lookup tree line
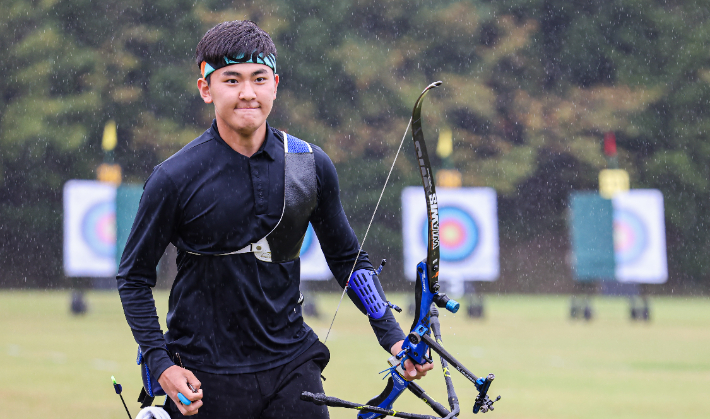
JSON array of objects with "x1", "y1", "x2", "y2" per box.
[{"x1": 1, "y1": 0, "x2": 708, "y2": 291}]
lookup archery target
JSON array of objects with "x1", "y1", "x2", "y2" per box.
[
  {"x1": 613, "y1": 209, "x2": 647, "y2": 265},
  {"x1": 421, "y1": 206, "x2": 480, "y2": 262},
  {"x1": 299, "y1": 223, "x2": 332, "y2": 280},
  {"x1": 403, "y1": 187, "x2": 499, "y2": 289},
  {"x1": 612, "y1": 190, "x2": 667, "y2": 283},
  {"x1": 82, "y1": 201, "x2": 116, "y2": 258},
  {"x1": 64, "y1": 180, "x2": 117, "y2": 277}
]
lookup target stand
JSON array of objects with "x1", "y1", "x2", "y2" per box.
[{"x1": 569, "y1": 190, "x2": 667, "y2": 322}]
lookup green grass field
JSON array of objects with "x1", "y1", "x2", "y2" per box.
[{"x1": 1, "y1": 291, "x2": 708, "y2": 419}]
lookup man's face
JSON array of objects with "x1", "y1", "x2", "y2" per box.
[{"x1": 198, "y1": 63, "x2": 279, "y2": 137}]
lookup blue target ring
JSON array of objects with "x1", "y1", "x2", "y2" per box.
[
  {"x1": 81, "y1": 201, "x2": 116, "y2": 258},
  {"x1": 421, "y1": 206, "x2": 479, "y2": 262},
  {"x1": 614, "y1": 209, "x2": 647, "y2": 264},
  {"x1": 300, "y1": 224, "x2": 315, "y2": 256}
]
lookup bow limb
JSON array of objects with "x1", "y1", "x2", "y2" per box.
[
  {"x1": 409, "y1": 80, "x2": 444, "y2": 333},
  {"x1": 412, "y1": 80, "x2": 442, "y2": 288}
]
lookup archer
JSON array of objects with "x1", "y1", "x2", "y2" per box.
[{"x1": 116, "y1": 20, "x2": 431, "y2": 418}]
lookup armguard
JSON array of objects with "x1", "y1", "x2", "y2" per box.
[{"x1": 347, "y1": 269, "x2": 388, "y2": 319}]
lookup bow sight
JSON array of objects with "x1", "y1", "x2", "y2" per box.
[{"x1": 301, "y1": 82, "x2": 501, "y2": 417}]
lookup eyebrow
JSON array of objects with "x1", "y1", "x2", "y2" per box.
[{"x1": 222, "y1": 69, "x2": 269, "y2": 78}]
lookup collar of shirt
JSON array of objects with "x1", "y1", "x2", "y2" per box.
[{"x1": 209, "y1": 119, "x2": 280, "y2": 161}]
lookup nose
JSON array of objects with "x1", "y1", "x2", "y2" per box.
[{"x1": 239, "y1": 82, "x2": 256, "y2": 100}]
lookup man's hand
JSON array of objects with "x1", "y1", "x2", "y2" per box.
[
  {"x1": 158, "y1": 365, "x2": 203, "y2": 416},
  {"x1": 390, "y1": 340, "x2": 434, "y2": 381}
]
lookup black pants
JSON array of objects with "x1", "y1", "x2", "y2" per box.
[{"x1": 164, "y1": 340, "x2": 330, "y2": 419}]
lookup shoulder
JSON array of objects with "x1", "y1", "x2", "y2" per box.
[
  {"x1": 267, "y1": 127, "x2": 339, "y2": 185},
  {"x1": 152, "y1": 129, "x2": 217, "y2": 183},
  {"x1": 310, "y1": 144, "x2": 339, "y2": 187},
  {"x1": 271, "y1": 128, "x2": 315, "y2": 155},
  {"x1": 273, "y1": 128, "x2": 337, "y2": 177},
  {"x1": 143, "y1": 164, "x2": 178, "y2": 196},
  {"x1": 311, "y1": 144, "x2": 336, "y2": 173},
  {"x1": 160, "y1": 129, "x2": 215, "y2": 168}
]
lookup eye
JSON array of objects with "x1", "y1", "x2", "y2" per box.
[
  {"x1": 255, "y1": 77, "x2": 267, "y2": 83},
  {"x1": 226, "y1": 78, "x2": 238, "y2": 84}
]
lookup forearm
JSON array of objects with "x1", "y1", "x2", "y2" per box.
[
  {"x1": 368, "y1": 308, "x2": 406, "y2": 353},
  {"x1": 345, "y1": 270, "x2": 406, "y2": 352},
  {"x1": 117, "y1": 276, "x2": 174, "y2": 378},
  {"x1": 115, "y1": 166, "x2": 179, "y2": 378}
]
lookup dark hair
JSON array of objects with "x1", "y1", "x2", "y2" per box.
[{"x1": 195, "y1": 20, "x2": 277, "y2": 71}]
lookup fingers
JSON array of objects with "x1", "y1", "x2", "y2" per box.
[
  {"x1": 175, "y1": 379, "x2": 203, "y2": 416},
  {"x1": 419, "y1": 362, "x2": 434, "y2": 374},
  {"x1": 178, "y1": 378, "x2": 203, "y2": 403},
  {"x1": 402, "y1": 358, "x2": 434, "y2": 381},
  {"x1": 158, "y1": 366, "x2": 204, "y2": 416},
  {"x1": 176, "y1": 393, "x2": 203, "y2": 416},
  {"x1": 403, "y1": 358, "x2": 416, "y2": 380},
  {"x1": 185, "y1": 370, "x2": 202, "y2": 391}
]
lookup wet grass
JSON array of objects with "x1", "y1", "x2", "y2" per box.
[{"x1": 0, "y1": 291, "x2": 708, "y2": 419}]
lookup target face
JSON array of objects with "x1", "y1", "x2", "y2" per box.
[
  {"x1": 613, "y1": 209, "x2": 647, "y2": 265},
  {"x1": 82, "y1": 201, "x2": 117, "y2": 258},
  {"x1": 64, "y1": 180, "x2": 118, "y2": 277},
  {"x1": 611, "y1": 190, "x2": 667, "y2": 283},
  {"x1": 421, "y1": 206, "x2": 480, "y2": 262},
  {"x1": 403, "y1": 187, "x2": 499, "y2": 284}
]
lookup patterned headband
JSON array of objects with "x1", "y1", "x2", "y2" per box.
[{"x1": 200, "y1": 52, "x2": 276, "y2": 78}]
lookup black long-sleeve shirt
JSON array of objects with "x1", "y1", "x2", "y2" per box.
[{"x1": 117, "y1": 121, "x2": 404, "y2": 379}]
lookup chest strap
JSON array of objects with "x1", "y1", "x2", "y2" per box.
[{"x1": 187, "y1": 131, "x2": 317, "y2": 262}]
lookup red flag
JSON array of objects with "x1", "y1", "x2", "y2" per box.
[{"x1": 603, "y1": 132, "x2": 617, "y2": 157}]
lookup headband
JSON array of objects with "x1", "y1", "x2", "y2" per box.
[{"x1": 200, "y1": 52, "x2": 277, "y2": 78}]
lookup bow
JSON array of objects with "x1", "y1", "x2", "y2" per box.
[{"x1": 302, "y1": 82, "x2": 501, "y2": 417}]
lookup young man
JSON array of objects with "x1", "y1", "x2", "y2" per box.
[{"x1": 117, "y1": 20, "x2": 431, "y2": 418}]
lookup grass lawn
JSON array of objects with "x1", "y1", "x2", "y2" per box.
[{"x1": 0, "y1": 291, "x2": 708, "y2": 419}]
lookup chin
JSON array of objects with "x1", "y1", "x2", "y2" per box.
[
  {"x1": 236, "y1": 122, "x2": 264, "y2": 133},
  {"x1": 231, "y1": 117, "x2": 262, "y2": 129}
]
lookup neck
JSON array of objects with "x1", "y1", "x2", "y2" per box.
[{"x1": 215, "y1": 119, "x2": 268, "y2": 157}]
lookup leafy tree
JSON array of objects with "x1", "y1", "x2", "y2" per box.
[{"x1": 1, "y1": 0, "x2": 709, "y2": 290}]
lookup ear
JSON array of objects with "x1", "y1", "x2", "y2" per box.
[
  {"x1": 273, "y1": 74, "x2": 279, "y2": 99},
  {"x1": 197, "y1": 78, "x2": 213, "y2": 104}
]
